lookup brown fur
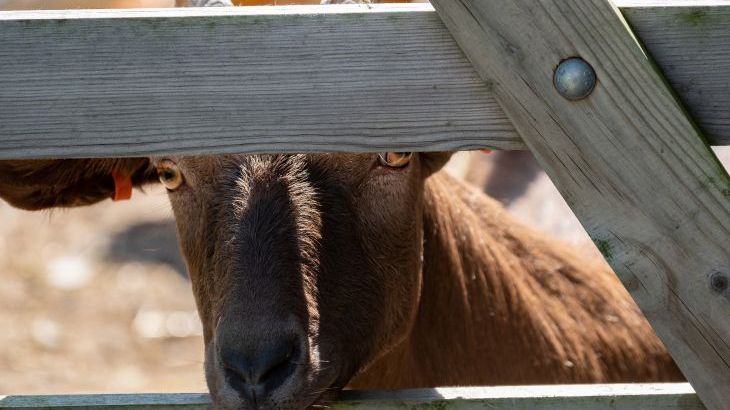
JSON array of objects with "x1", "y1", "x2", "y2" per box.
[
  {"x1": 0, "y1": 154, "x2": 682, "y2": 410},
  {"x1": 0, "y1": 159, "x2": 156, "y2": 210},
  {"x1": 351, "y1": 172, "x2": 682, "y2": 387}
]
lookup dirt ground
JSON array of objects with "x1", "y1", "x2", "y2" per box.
[{"x1": 0, "y1": 186, "x2": 207, "y2": 393}]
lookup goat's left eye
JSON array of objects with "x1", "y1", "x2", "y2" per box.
[
  {"x1": 156, "y1": 160, "x2": 184, "y2": 191},
  {"x1": 378, "y1": 152, "x2": 413, "y2": 168}
]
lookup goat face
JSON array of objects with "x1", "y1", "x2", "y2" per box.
[
  {"x1": 153, "y1": 153, "x2": 451, "y2": 409},
  {"x1": 0, "y1": 152, "x2": 450, "y2": 409}
]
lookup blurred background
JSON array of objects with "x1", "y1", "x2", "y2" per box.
[{"x1": 1, "y1": 0, "x2": 729, "y2": 396}]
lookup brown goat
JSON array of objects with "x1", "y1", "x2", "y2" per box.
[{"x1": 0, "y1": 153, "x2": 682, "y2": 410}]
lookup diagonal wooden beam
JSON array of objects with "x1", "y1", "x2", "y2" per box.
[{"x1": 428, "y1": 1, "x2": 730, "y2": 409}]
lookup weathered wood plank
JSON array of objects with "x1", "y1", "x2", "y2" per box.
[
  {"x1": 622, "y1": 2, "x2": 730, "y2": 147},
  {"x1": 1, "y1": 3, "x2": 730, "y2": 158},
  {"x1": 0, "y1": 4, "x2": 522, "y2": 159},
  {"x1": 428, "y1": 0, "x2": 730, "y2": 409},
  {"x1": 0, "y1": 384, "x2": 705, "y2": 409}
]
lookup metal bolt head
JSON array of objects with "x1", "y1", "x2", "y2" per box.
[{"x1": 554, "y1": 57, "x2": 597, "y2": 101}]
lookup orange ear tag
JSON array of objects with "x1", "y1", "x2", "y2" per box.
[
  {"x1": 112, "y1": 170, "x2": 133, "y2": 201},
  {"x1": 480, "y1": 149, "x2": 493, "y2": 154}
]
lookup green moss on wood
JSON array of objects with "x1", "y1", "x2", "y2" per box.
[
  {"x1": 677, "y1": 8, "x2": 724, "y2": 29},
  {"x1": 17, "y1": 19, "x2": 47, "y2": 27},
  {"x1": 594, "y1": 239, "x2": 614, "y2": 262},
  {"x1": 680, "y1": 10, "x2": 708, "y2": 26}
]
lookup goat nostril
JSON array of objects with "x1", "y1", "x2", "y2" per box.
[
  {"x1": 259, "y1": 342, "x2": 298, "y2": 385},
  {"x1": 221, "y1": 337, "x2": 301, "y2": 399},
  {"x1": 222, "y1": 361, "x2": 248, "y2": 381}
]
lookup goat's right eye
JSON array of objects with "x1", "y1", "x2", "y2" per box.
[{"x1": 156, "y1": 160, "x2": 184, "y2": 191}]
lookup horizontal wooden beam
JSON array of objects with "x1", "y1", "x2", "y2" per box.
[
  {"x1": 0, "y1": 3, "x2": 728, "y2": 158},
  {"x1": 0, "y1": 4, "x2": 521, "y2": 159},
  {"x1": 621, "y1": 2, "x2": 730, "y2": 148},
  {"x1": 0, "y1": 384, "x2": 705, "y2": 409}
]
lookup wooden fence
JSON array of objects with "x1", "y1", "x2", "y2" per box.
[
  {"x1": 0, "y1": 384, "x2": 705, "y2": 409},
  {"x1": 0, "y1": 1, "x2": 728, "y2": 409}
]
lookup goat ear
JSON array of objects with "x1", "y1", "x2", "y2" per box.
[
  {"x1": 0, "y1": 158, "x2": 158, "y2": 211},
  {"x1": 420, "y1": 152, "x2": 454, "y2": 177}
]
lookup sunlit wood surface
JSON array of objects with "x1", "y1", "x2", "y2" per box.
[{"x1": 0, "y1": 0, "x2": 423, "y2": 10}]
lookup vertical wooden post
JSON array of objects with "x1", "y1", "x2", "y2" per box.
[{"x1": 428, "y1": 1, "x2": 730, "y2": 409}]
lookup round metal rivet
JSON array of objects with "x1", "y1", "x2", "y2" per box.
[{"x1": 554, "y1": 57, "x2": 597, "y2": 101}]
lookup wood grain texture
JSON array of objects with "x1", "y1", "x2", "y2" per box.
[
  {"x1": 622, "y1": 4, "x2": 730, "y2": 146},
  {"x1": 0, "y1": 384, "x2": 705, "y2": 409},
  {"x1": 428, "y1": 1, "x2": 730, "y2": 409},
  {"x1": 0, "y1": 5, "x2": 522, "y2": 159}
]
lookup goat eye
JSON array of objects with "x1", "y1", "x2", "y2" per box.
[
  {"x1": 156, "y1": 160, "x2": 184, "y2": 191},
  {"x1": 378, "y1": 152, "x2": 413, "y2": 168}
]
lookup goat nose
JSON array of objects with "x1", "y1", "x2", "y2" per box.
[{"x1": 221, "y1": 337, "x2": 301, "y2": 399}]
